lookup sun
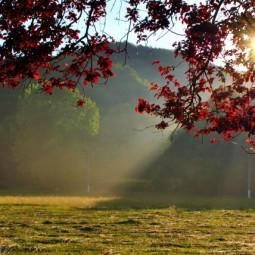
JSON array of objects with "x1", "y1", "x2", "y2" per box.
[
  {"x1": 246, "y1": 36, "x2": 255, "y2": 64},
  {"x1": 250, "y1": 37, "x2": 255, "y2": 51}
]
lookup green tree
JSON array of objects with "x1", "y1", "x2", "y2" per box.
[
  {"x1": 12, "y1": 84, "x2": 100, "y2": 191},
  {"x1": 0, "y1": 89, "x2": 19, "y2": 188}
]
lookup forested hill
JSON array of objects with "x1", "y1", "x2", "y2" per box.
[
  {"x1": 111, "y1": 43, "x2": 182, "y2": 81},
  {"x1": 0, "y1": 43, "x2": 179, "y2": 192},
  {"x1": 80, "y1": 43, "x2": 181, "y2": 192},
  {"x1": 0, "y1": 43, "x2": 249, "y2": 197},
  {"x1": 137, "y1": 131, "x2": 252, "y2": 196},
  {"x1": 84, "y1": 42, "x2": 185, "y2": 111}
]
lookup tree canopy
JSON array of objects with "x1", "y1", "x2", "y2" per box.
[
  {"x1": 1, "y1": 0, "x2": 255, "y2": 145},
  {"x1": 12, "y1": 84, "x2": 99, "y2": 189}
]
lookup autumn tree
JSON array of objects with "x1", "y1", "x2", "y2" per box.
[{"x1": 2, "y1": 0, "x2": 255, "y2": 145}]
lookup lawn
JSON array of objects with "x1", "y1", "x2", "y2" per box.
[{"x1": 0, "y1": 195, "x2": 255, "y2": 254}]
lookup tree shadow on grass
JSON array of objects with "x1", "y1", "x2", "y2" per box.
[{"x1": 93, "y1": 192, "x2": 255, "y2": 210}]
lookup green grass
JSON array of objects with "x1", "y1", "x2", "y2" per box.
[{"x1": 1, "y1": 195, "x2": 255, "y2": 254}]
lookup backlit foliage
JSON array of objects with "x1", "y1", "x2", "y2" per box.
[{"x1": 2, "y1": 0, "x2": 255, "y2": 144}]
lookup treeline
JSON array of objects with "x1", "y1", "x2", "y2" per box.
[
  {"x1": 0, "y1": 85, "x2": 99, "y2": 191},
  {"x1": 132, "y1": 131, "x2": 253, "y2": 197},
  {"x1": 0, "y1": 44, "x2": 166, "y2": 193}
]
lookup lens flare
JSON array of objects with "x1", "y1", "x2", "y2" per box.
[
  {"x1": 250, "y1": 37, "x2": 255, "y2": 50},
  {"x1": 247, "y1": 37, "x2": 255, "y2": 63}
]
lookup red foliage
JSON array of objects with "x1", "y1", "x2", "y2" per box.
[
  {"x1": 2, "y1": 0, "x2": 255, "y2": 146},
  {"x1": 76, "y1": 98, "x2": 86, "y2": 107},
  {"x1": 0, "y1": 0, "x2": 114, "y2": 92},
  {"x1": 135, "y1": 98, "x2": 152, "y2": 114},
  {"x1": 130, "y1": 0, "x2": 255, "y2": 147},
  {"x1": 210, "y1": 138, "x2": 217, "y2": 144}
]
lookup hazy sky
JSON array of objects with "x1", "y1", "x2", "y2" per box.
[
  {"x1": 73, "y1": 0, "x2": 203, "y2": 50},
  {"x1": 102, "y1": 0, "x2": 185, "y2": 49},
  {"x1": 98, "y1": 0, "x2": 204, "y2": 49},
  {"x1": 98, "y1": 0, "x2": 238, "y2": 69}
]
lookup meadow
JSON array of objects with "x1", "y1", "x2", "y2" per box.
[{"x1": 1, "y1": 194, "x2": 255, "y2": 254}]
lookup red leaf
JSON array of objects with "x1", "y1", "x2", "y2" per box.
[
  {"x1": 210, "y1": 138, "x2": 217, "y2": 143},
  {"x1": 165, "y1": 74, "x2": 174, "y2": 81},
  {"x1": 135, "y1": 106, "x2": 143, "y2": 114},
  {"x1": 174, "y1": 81, "x2": 181, "y2": 87},
  {"x1": 76, "y1": 99, "x2": 86, "y2": 107},
  {"x1": 150, "y1": 83, "x2": 159, "y2": 91},
  {"x1": 152, "y1": 60, "x2": 160, "y2": 65},
  {"x1": 33, "y1": 72, "x2": 40, "y2": 80},
  {"x1": 83, "y1": 80, "x2": 89, "y2": 86}
]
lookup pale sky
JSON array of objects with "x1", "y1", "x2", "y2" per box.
[
  {"x1": 101, "y1": 0, "x2": 191, "y2": 49},
  {"x1": 75, "y1": 0, "x2": 203, "y2": 50},
  {"x1": 98, "y1": 0, "x2": 242, "y2": 70}
]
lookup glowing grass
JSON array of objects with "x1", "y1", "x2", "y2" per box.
[
  {"x1": 1, "y1": 196, "x2": 255, "y2": 254},
  {"x1": 0, "y1": 196, "x2": 117, "y2": 207}
]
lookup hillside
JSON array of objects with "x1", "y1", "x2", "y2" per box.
[
  {"x1": 0, "y1": 43, "x2": 179, "y2": 192},
  {"x1": 137, "y1": 131, "x2": 252, "y2": 196},
  {"x1": 0, "y1": 43, "x2": 249, "y2": 197},
  {"x1": 82, "y1": 44, "x2": 187, "y2": 192}
]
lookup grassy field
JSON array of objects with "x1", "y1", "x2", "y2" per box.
[{"x1": 1, "y1": 195, "x2": 255, "y2": 254}]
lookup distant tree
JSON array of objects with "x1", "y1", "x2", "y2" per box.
[
  {"x1": 144, "y1": 130, "x2": 250, "y2": 196},
  {"x1": 0, "y1": 89, "x2": 19, "y2": 187},
  {"x1": 12, "y1": 84, "x2": 99, "y2": 189},
  {"x1": 1, "y1": 1, "x2": 255, "y2": 145}
]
